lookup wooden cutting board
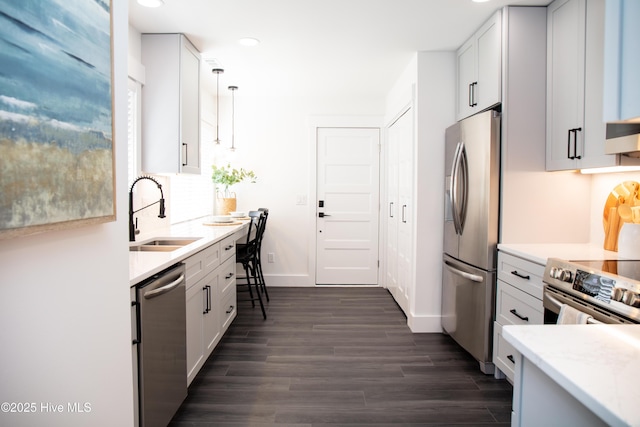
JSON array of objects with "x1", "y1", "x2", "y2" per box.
[{"x1": 603, "y1": 181, "x2": 639, "y2": 251}]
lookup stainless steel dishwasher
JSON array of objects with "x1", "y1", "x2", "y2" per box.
[{"x1": 132, "y1": 263, "x2": 187, "y2": 427}]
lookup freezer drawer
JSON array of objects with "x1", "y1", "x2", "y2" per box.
[{"x1": 441, "y1": 253, "x2": 496, "y2": 374}]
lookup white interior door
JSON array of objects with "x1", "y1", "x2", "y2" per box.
[{"x1": 316, "y1": 127, "x2": 380, "y2": 285}]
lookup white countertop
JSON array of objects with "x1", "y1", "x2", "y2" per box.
[
  {"x1": 498, "y1": 243, "x2": 623, "y2": 265},
  {"x1": 129, "y1": 217, "x2": 248, "y2": 286},
  {"x1": 504, "y1": 324, "x2": 640, "y2": 427}
]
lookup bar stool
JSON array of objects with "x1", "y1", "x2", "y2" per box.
[
  {"x1": 256, "y1": 208, "x2": 269, "y2": 301},
  {"x1": 236, "y1": 211, "x2": 267, "y2": 319}
]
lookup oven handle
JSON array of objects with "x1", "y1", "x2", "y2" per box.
[{"x1": 545, "y1": 292, "x2": 603, "y2": 324}]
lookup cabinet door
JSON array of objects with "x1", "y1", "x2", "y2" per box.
[
  {"x1": 456, "y1": 11, "x2": 502, "y2": 121},
  {"x1": 202, "y1": 270, "x2": 220, "y2": 357},
  {"x1": 141, "y1": 34, "x2": 201, "y2": 174},
  {"x1": 180, "y1": 37, "x2": 201, "y2": 174},
  {"x1": 546, "y1": 0, "x2": 586, "y2": 171},
  {"x1": 186, "y1": 282, "x2": 205, "y2": 385},
  {"x1": 475, "y1": 12, "x2": 502, "y2": 113},
  {"x1": 456, "y1": 40, "x2": 475, "y2": 121}
]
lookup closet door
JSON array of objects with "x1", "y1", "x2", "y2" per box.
[{"x1": 386, "y1": 108, "x2": 413, "y2": 314}]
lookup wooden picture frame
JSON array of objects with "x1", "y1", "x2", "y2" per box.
[{"x1": 0, "y1": 0, "x2": 115, "y2": 240}]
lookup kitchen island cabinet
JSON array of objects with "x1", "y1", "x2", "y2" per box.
[
  {"x1": 141, "y1": 33, "x2": 201, "y2": 174},
  {"x1": 504, "y1": 324, "x2": 640, "y2": 426}
]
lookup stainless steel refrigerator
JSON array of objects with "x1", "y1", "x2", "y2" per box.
[{"x1": 442, "y1": 109, "x2": 500, "y2": 374}]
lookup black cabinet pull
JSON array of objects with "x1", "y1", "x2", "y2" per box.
[
  {"x1": 567, "y1": 128, "x2": 583, "y2": 160},
  {"x1": 573, "y1": 127, "x2": 582, "y2": 159},
  {"x1": 511, "y1": 270, "x2": 530, "y2": 280},
  {"x1": 225, "y1": 272, "x2": 234, "y2": 280},
  {"x1": 510, "y1": 308, "x2": 529, "y2": 322},
  {"x1": 132, "y1": 301, "x2": 141, "y2": 345},
  {"x1": 389, "y1": 202, "x2": 394, "y2": 218},
  {"x1": 203, "y1": 286, "x2": 212, "y2": 314},
  {"x1": 507, "y1": 354, "x2": 515, "y2": 364},
  {"x1": 468, "y1": 82, "x2": 474, "y2": 107},
  {"x1": 471, "y1": 82, "x2": 478, "y2": 107},
  {"x1": 402, "y1": 204, "x2": 407, "y2": 223},
  {"x1": 182, "y1": 142, "x2": 188, "y2": 166},
  {"x1": 225, "y1": 244, "x2": 234, "y2": 251},
  {"x1": 226, "y1": 305, "x2": 234, "y2": 314}
]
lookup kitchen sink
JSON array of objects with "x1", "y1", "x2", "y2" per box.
[{"x1": 129, "y1": 237, "x2": 201, "y2": 252}]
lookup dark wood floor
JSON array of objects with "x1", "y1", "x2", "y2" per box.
[{"x1": 170, "y1": 286, "x2": 513, "y2": 426}]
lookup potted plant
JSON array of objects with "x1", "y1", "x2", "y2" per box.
[{"x1": 211, "y1": 163, "x2": 257, "y2": 214}]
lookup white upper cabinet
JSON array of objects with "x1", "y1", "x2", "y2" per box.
[
  {"x1": 603, "y1": 0, "x2": 640, "y2": 122},
  {"x1": 141, "y1": 34, "x2": 201, "y2": 174},
  {"x1": 456, "y1": 11, "x2": 502, "y2": 121},
  {"x1": 546, "y1": 0, "x2": 638, "y2": 170}
]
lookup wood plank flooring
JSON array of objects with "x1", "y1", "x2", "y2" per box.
[{"x1": 169, "y1": 286, "x2": 513, "y2": 426}]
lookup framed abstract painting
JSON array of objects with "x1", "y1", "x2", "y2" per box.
[{"x1": 0, "y1": 0, "x2": 115, "y2": 239}]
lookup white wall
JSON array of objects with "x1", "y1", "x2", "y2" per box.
[
  {"x1": 383, "y1": 51, "x2": 456, "y2": 332},
  {"x1": 128, "y1": 28, "x2": 387, "y2": 285},
  {"x1": 0, "y1": 1, "x2": 134, "y2": 426}
]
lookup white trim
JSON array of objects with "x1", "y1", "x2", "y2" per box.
[
  {"x1": 407, "y1": 313, "x2": 444, "y2": 333},
  {"x1": 307, "y1": 115, "x2": 384, "y2": 286}
]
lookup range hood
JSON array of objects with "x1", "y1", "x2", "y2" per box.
[{"x1": 605, "y1": 121, "x2": 640, "y2": 157}]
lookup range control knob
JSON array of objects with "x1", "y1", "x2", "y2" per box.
[{"x1": 551, "y1": 267, "x2": 572, "y2": 283}]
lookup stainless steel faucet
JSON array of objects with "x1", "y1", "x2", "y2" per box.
[{"x1": 129, "y1": 176, "x2": 166, "y2": 242}]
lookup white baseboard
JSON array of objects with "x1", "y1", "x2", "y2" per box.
[{"x1": 407, "y1": 313, "x2": 443, "y2": 333}]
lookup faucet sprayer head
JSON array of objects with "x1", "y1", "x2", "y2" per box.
[{"x1": 159, "y1": 198, "x2": 166, "y2": 218}]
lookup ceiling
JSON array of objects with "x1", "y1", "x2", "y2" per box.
[{"x1": 128, "y1": 0, "x2": 551, "y2": 98}]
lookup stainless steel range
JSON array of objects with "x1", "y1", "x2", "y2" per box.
[{"x1": 543, "y1": 258, "x2": 640, "y2": 324}]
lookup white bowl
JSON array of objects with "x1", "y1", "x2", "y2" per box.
[
  {"x1": 229, "y1": 211, "x2": 246, "y2": 218},
  {"x1": 212, "y1": 215, "x2": 233, "y2": 223}
]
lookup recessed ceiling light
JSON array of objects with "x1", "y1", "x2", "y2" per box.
[
  {"x1": 237, "y1": 37, "x2": 260, "y2": 47},
  {"x1": 137, "y1": 0, "x2": 164, "y2": 7}
]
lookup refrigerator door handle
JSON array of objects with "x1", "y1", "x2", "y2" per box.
[
  {"x1": 457, "y1": 143, "x2": 469, "y2": 233},
  {"x1": 444, "y1": 260, "x2": 484, "y2": 283},
  {"x1": 450, "y1": 142, "x2": 469, "y2": 235},
  {"x1": 450, "y1": 142, "x2": 463, "y2": 235}
]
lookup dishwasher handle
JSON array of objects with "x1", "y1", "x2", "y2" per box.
[{"x1": 144, "y1": 274, "x2": 185, "y2": 299}]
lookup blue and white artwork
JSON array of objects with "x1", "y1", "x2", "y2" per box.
[{"x1": 0, "y1": 0, "x2": 114, "y2": 238}]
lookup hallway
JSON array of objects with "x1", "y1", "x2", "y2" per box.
[{"x1": 170, "y1": 286, "x2": 512, "y2": 426}]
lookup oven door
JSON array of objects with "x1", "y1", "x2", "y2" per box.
[{"x1": 543, "y1": 285, "x2": 632, "y2": 324}]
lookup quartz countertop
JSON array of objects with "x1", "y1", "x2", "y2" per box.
[
  {"x1": 498, "y1": 243, "x2": 623, "y2": 266},
  {"x1": 503, "y1": 324, "x2": 640, "y2": 427},
  {"x1": 129, "y1": 217, "x2": 248, "y2": 286}
]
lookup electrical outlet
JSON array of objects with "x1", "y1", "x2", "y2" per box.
[{"x1": 268, "y1": 253, "x2": 275, "y2": 263}]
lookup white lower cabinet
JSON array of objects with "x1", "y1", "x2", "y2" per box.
[
  {"x1": 493, "y1": 252, "x2": 544, "y2": 382},
  {"x1": 185, "y1": 234, "x2": 238, "y2": 385}
]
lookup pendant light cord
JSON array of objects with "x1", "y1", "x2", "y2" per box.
[
  {"x1": 212, "y1": 68, "x2": 224, "y2": 144},
  {"x1": 228, "y1": 85, "x2": 238, "y2": 151}
]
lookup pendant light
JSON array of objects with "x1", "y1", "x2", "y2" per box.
[
  {"x1": 228, "y1": 85, "x2": 238, "y2": 151},
  {"x1": 212, "y1": 68, "x2": 224, "y2": 144}
]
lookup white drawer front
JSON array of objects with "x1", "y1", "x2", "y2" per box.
[
  {"x1": 493, "y1": 322, "x2": 518, "y2": 383},
  {"x1": 497, "y1": 280, "x2": 543, "y2": 326},
  {"x1": 220, "y1": 234, "x2": 237, "y2": 262},
  {"x1": 497, "y1": 251, "x2": 545, "y2": 300}
]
